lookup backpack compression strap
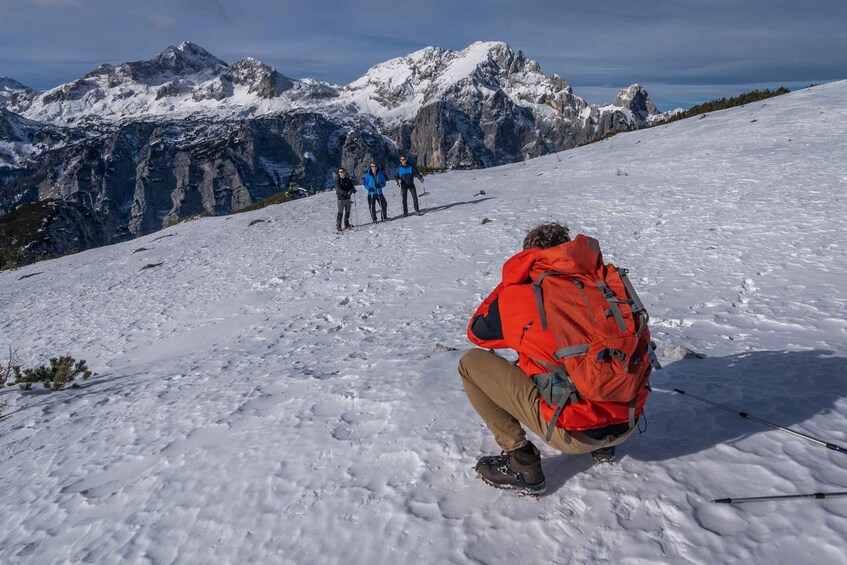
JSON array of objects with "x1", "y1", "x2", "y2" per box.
[
  {"x1": 531, "y1": 357, "x2": 582, "y2": 441},
  {"x1": 595, "y1": 279, "x2": 628, "y2": 332},
  {"x1": 618, "y1": 269, "x2": 662, "y2": 370}
]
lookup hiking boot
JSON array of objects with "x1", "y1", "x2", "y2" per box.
[
  {"x1": 345, "y1": 222, "x2": 353, "y2": 229},
  {"x1": 474, "y1": 442, "x2": 545, "y2": 496},
  {"x1": 591, "y1": 446, "x2": 616, "y2": 463}
]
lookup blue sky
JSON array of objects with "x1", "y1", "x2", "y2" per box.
[{"x1": 1, "y1": 0, "x2": 844, "y2": 110}]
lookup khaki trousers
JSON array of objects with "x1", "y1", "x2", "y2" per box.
[{"x1": 458, "y1": 348, "x2": 635, "y2": 453}]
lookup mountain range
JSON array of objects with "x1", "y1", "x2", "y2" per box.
[{"x1": 0, "y1": 41, "x2": 671, "y2": 259}]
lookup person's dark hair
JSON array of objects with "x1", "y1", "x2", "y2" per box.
[
  {"x1": 399, "y1": 153, "x2": 407, "y2": 159},
  {"x1": 522, "y1": 222, "x2": 571, "y2": 250}
]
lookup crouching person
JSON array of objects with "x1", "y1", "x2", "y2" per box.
[{"x1": 459, "y1": 223, "x2": 656, "y2": 495}]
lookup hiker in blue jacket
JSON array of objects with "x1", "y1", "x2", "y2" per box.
[
  {"x1": 363, "y1": 162, "x2": 389, "y2": 222},
  {"x1": 395, "y1": 153, "x2": 425, "y2": 217}
]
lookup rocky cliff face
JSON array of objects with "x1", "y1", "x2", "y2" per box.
[
  {"x1": 1, "y1": 41, "x2": 669, "y2": 261},
  {"x1": 0, "y1": 113, "x2": 399, "y2": 255}
]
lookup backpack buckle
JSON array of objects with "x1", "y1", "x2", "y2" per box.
[{"x1": 597, "y1": 348, "x2": 627, "y2": 362}]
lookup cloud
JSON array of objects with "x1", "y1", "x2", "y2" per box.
[
  {"x1": 25, "y1": 0, "x2": 81, "y2": 7},
  {"x1": 144, "y1": 13, "x2": 180, "y2": 31},
  {"x1": 169, "y1": 0, "x2": 230, "y2": 22}
]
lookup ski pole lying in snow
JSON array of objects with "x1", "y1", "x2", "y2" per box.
[
  {"x1": 673, "y1": 389, "x2": 847, "y2": 455},
  {"x1": 713, "y1": 492, "x2": 847, "y2": 504}
]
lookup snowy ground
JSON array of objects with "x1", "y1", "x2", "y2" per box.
[{"x1": 1, "y1": 81, "x2": 846, "y2": 564}]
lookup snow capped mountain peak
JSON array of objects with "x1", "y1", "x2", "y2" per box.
[
  {"x1": 227, "y1": 57, "x2": 294, "y2": 98},
  {"x1": 349, "y1": 41, "x2": 519, "y2": 92},
  {"x1": 154, "y1": 41, "x2": 228, "y2": 74},
  {"x1": 344, "y1": 40, "x2": 580, "y2": 123},
  {"x1": 613, "y1": 84, "x2": 659, "y2": 119}
]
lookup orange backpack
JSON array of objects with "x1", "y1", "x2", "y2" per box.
[{"x1": 527, "y1": 236, "x2": 661, "y2": 440}]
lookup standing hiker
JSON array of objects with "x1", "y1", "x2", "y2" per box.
[
  {"x1": 363, "y1": 162, "x2": 388, "y2": 223},
  {"x1": 395, "y1": 153, "x2": 424, "y2": 217},
  {"x1": 458, "y1": 223, "x2": 656, "y2": 495},
  {"x1": 334, "y1": 167, "x2": 356, "y2": 232}
]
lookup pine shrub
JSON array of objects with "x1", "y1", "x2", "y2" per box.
[
  {"x1": 0, "y1": 347, "x2": 17, "y2": 388},
  {"x1": 654, "y1": 87, "x2": 791, "y2": 125},
  {"x1": 14, "y1": 355, "x2": 92, "y2": 391},
  {"x1": 415, "y1": 165, "x2": 446, "y2": 176}
]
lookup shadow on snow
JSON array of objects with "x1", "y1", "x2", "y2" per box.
[
  {"x1": 625, "y1": 349, "x2": 847, "y2": 462},
  {"x1": 542, "y1": 349, "x2": 847, "y2": 494}
]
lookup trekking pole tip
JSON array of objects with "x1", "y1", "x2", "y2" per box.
[
  {"x1": 673, "y1": 388, "x2": 685, "y2": 394},
  {"x1": 712, "y1": 498, "x2": 732, "y2": 504}
]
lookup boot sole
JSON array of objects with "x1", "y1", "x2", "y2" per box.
[{"x1": 477, "y1": 473, "x2": 546, "y2": 497}]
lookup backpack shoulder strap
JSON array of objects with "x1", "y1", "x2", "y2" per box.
[{"x1": 531, "y1": 270, "x2": 567, "y2": 330}]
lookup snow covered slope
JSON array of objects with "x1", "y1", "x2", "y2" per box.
[{"x1": 1, "y1": 82, "x2": 845, "y2": 564}]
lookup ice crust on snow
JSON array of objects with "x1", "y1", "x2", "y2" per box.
[{"x1": 1, "y1": 81, "x2": 846, "y2": 563}]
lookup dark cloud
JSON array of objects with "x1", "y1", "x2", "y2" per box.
[{"x1": 0, "y1": 0, "x2": 843, "y2": 108}]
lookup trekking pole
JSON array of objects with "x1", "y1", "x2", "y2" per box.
[
  {"x1": 674, "y1": 389, "x2": 847, "y2": 455},
  {"x1": 712, "y1": 491, "x2": 847, "y2": 504},
  {"x1": 353, "y1": 191, "x2": 360, "y2": 231}
]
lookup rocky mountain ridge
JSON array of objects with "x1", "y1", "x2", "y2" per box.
[
  {"x1": 4, "y1": 41, "x2": 665, "y2": 130},
  {"x1": 0, "y1": 77, "x2": 28, "y2": 103}
]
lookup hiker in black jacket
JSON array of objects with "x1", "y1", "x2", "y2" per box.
[
  {"x1": 335, "y1": 168, "x2": 356, "y2": 231},
  {"x1": 395, "y1": 153, "x2": 425, "y2": 216}
]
